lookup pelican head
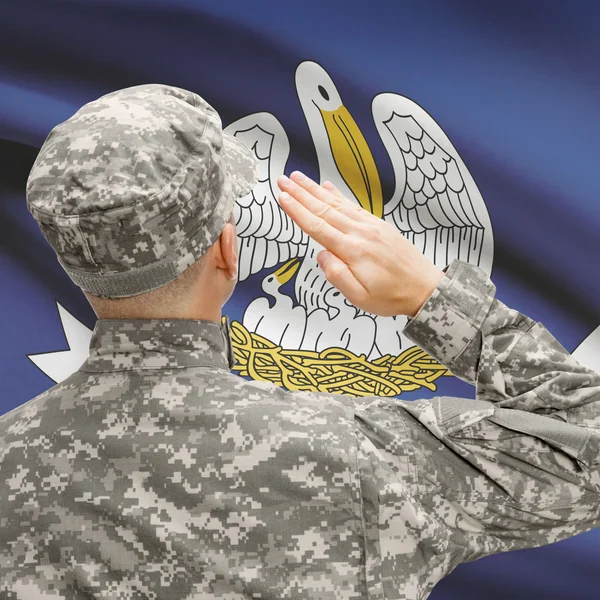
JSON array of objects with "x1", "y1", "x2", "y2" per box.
[
  {"x1": 262, "y1": 258, "x2": 302, "y2": 294},
  {"x1": 295, "y1": 61, "x2": 383, "y2": 218},
  {"x1": 323, "y1": 287, "x2": 357, "y2": 319},
  {"x1": 274, "y1": 257, "x2": 301, "y2": 285}
]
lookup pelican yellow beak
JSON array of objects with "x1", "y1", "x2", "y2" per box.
[
  {"x1": 319, "y1": 105, "x2": 383, "y2": 218},
  {"x1": 274, "y1": 258, "x2": 302, "y2": 285}
]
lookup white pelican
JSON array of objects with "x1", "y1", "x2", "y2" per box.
[
  {"x1": 303, "y1": 288, "x2": 376, "y2": 356},
  {"x1": 243, "y1": 258, "x2": 306, "y2": 349},
  {"x1": 226, "y1": 60, "x2": 493, "y2": 359}
]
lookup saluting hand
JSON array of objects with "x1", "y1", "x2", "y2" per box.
[{"x1": 277, "y1": 172, "x2": 444, "y2": 318}]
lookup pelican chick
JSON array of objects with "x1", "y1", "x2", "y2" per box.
[
  {"x1": 303, "y1": 289, "x2": 376, "y2": 357},
  {"x1": 243, "y1": 258, "x2": 307, "y2": 348}
]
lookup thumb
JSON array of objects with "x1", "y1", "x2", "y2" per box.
[{"x1": 317, "y1": 251, "x2": 366, "y2": 306}]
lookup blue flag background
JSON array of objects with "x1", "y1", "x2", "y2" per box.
[{"x1": 1, "y1": 1, "x2": 599, "y2": 598}]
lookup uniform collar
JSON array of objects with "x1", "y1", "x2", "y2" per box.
[{"x1": 80, "y1": 316, "x2": 235, "y2": 373}]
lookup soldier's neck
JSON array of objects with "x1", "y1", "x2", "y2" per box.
[
  {"x1": 90, "y1": 298, "x2": 222, "y2": 323},
  {"x1": 179, "y1": 304, "x2": 222, "y2": 323}
]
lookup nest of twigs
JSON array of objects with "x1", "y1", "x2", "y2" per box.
[{"x1": 229, "y1": 320, "x2": 449, "y2": 397}]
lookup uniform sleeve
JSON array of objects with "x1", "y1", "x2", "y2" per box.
[{"x1": 355, "y1": 259, "x2": 600, "y2": 571}]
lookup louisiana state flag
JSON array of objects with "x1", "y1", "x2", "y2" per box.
[{"x1": 1, "y1": 2, "x2": 599, "y2": 599}]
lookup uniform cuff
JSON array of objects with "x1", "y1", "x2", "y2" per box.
[{"x1": 403, "y1": 260, "x2": 496, "y2": 372}]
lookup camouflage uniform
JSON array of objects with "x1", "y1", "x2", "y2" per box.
[{"x1": 3, "y1": 85, "x2": 599, "y2": 599}]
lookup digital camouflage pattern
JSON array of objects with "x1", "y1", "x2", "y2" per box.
[
  {"x1": 25, "y1": 84, "x2": 258, "y2": 298},
  {"x1": 1, "y1": 259, "x2": 600, "y2": 599}
]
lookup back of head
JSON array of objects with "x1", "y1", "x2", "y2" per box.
[{"x1": 26, "y1": 84, "x2": 257, "y2": 315}]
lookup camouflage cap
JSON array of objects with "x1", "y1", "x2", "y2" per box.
[{"x1": 26, "y1": 84, "x2": 258, "y2": 298}]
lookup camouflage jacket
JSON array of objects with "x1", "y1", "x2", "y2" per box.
[{"x1": 1, "y1": 260, "x2": 599, "y2": 600}]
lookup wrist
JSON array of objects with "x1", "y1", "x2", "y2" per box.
[{"x1": 406, "y1": 267, "x2": 444, "y2": 318}]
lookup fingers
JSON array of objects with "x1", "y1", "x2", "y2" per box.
[
  {"x1": 294, "y1": 173, "x2": 376, "y2": 223},
  {"x1": 278, "y1": 190, "x2": 349, "y2": 258},
  {"x1": 322, "y1": 181, "x2": 345, "y2": 200},
  {"x1": 287, "y1": 172, "x2": 347, "y2": 209},
  {"x1": 320, "y1": 181, "x2": 367, "y2": 222},
  {"x1": 277, "y1": 174, "x2": 357, "y2": 233},
  {"x1": 280, "y1": 172, "x2": 373, "y2": 224},
  {"x1": 317, "y1": 250, "x2": 367, "y2": 305}
]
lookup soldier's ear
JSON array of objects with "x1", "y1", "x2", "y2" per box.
[{"x1": 215, "y1": 221, "x2": 238, "y2": 281}]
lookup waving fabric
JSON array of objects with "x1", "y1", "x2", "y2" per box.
[{"x1": 1, "y1": 2, "x2": 599, "y2": 599}]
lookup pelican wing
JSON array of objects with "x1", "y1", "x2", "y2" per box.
[
  {"x1": 224, "y1": 113, "x2": 308, "y2": 281},
  {"x1": 372, "y1": 94, "x2": 493, "y2": 274}
]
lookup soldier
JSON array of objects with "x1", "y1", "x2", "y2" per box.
[{"x1": 1, "y1": 83, "x2": 598, "y2": 600}]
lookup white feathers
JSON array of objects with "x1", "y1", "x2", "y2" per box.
[
  {"x1": 224, "y1": 113, "x2": 309, "y2": 282},
  {"x1": 372, "y1": 93, "x2": 494, "y2": 274}
]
